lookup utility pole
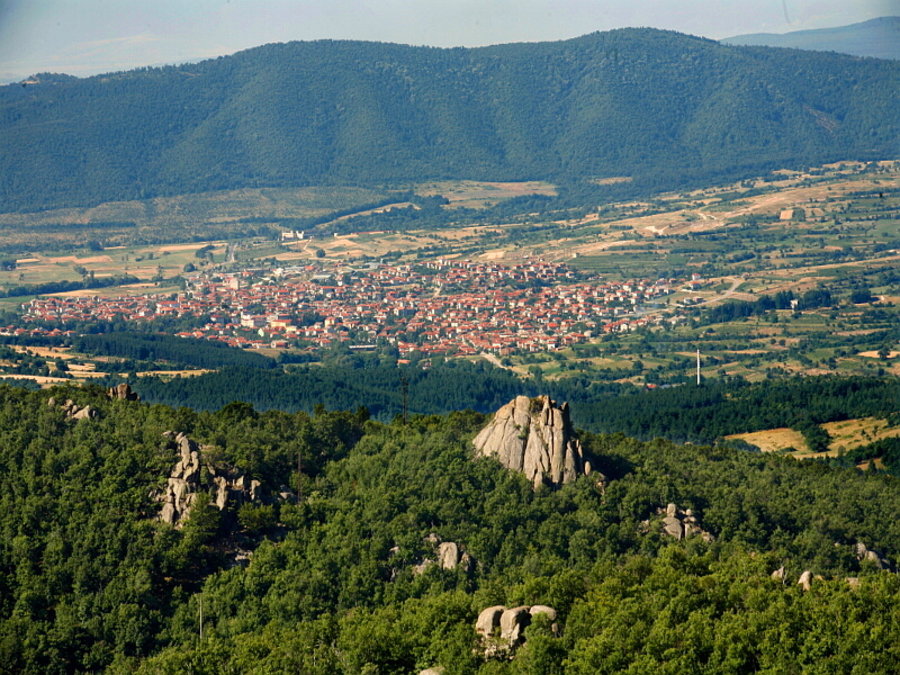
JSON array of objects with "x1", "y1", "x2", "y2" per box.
[{"x1": 696, "y1": 348, "x2": 701, "y2": 385}]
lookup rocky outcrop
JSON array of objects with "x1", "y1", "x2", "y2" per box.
[
  {"x1": 473, "y1": 395, "x2": 598, "y2": 489},
  {"x1": 48, "y1": 397, "x2": 98, "y2": 421},
  {"x1": 855, "y1": 542, "x2": 895, "y2": 572},
  {"x1": 412, "y1": 535, "x2": 473, "y2": 575},
  {"x1": 154, "y1": 431, "x2": 263, "y2": 527},
  {"x1": 500, "y1": 606, "x2": 531, "y2": 646},
  {"x1": 476, "y1": 603, "x2": 559, "y2": 655},
  {"x1": 797, "y1": 570, "x2": 814, "y2": 591},
  {"x1": 108, "y1": 383, "x2": 139, "y2": 401},
  {"x1": 476, "y1": 606, "x2": 506, "y2": 639},
  {"x1": 657, "y1": 503, "x2": 714, "y2": 542}
]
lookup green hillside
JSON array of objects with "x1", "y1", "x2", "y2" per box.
[
  {"x1": 1, "y1": 382, "x2": 899, "y2": 672},
  {"x1": 1, "y1": 28, "x2": 897, "y2": 212}
]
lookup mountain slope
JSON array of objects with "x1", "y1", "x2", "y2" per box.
[
  {"x1": 722, "y1": 16, "x2": 900, "y2": 60},
  {"x1": 1, "y1": 382, "x2": 899, "y2": 672},
  {"x1": 1, "y1": 28, "x2": 897, "y2": 212}
]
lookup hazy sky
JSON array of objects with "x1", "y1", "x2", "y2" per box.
[{"x1": 0, "y1": 0, "x2": 896, "y2": 82}]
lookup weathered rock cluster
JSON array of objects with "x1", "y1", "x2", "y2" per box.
[
  {"x1": 771, "y1": 566, "x2": 825, "y2": 590},
  {"x1": 473, "y1": 395, "x2": 598, "y2": 489},
  {"x1": 47, "y1": 396, "x2": 97, "y2": 420},
  {"x1": 657, "y1": 503, "x2": 714, "y2": 542},
  {"x1": 476, "y1": 604, "x2": 558, "y2": 655},
  {"x1": 107, "y1": 382, "x2": 139, "y2": 401},
  {"x1": 771, "y1": 543, "x2": 896, "y2": 591},
  {"x1": 155, "y1": 431, "x2": 262, "y2": 527},
  {"x1": 410, "y1": 534, "x2": 474, "y2": 575}
]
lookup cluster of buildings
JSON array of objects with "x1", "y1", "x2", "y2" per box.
[{"x1": 21, "y1": 260, "x2": 677, "y2": 356}]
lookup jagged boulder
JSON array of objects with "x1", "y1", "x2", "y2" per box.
[
  {"x1": 476, "y1": 603, "x2": 558, "y2": 654},
  {"x1": 658, "y1": 504, "x2": 714, "y2": 542},
  {"x1": 438, "y1": 541, "x2": 459, "y2": 570},
  {"x1": 855, "y1": 542, "x2": 895, "y2": 572},
  {"x1": 70, "y1": 405, "x2": 97, "y2": 420},
  {"x1": 49, "y1": 397, "x2": 98, "y2": 421},
  {"x1": 413, "y1": 537, "x2": 473, "y2": 575},
  {"x1": 476, "y1": 606, "x2": 506, "y2": 638},
  {"x1": 107, "y1": 383, "x2": 139, "y2": 401},
  {"x1": 798, "y1": 570, "x2": 813, "y2": 591},
  {"x1": 662, "y1": 516, "x2": 683, "y2": 540},
  {"x1": 500, "y1": 606, "x2": 531, "y2": 646},
  {"x1": 473, "y1": 395, "x2": 598, "y2": 488}
]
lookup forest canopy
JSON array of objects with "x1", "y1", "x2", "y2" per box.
[
  {"x1": 1, "y1": 29, "x2": 897, "y2": 212},
  {"x1": 0, "y1": 381, "x2": 898, "y2": 672}
]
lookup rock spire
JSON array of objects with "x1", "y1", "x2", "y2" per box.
[{"x1": 473, "y1": 395, "x2": 594, "y2": 488}]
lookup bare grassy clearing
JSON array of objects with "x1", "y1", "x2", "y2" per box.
[
  {"x1": 9, "y1": 345, "x2": 74, "y2": 360},
  {"x1": 725, "y1": 427, "x2": 810, "y2": 453},
  {"x1": 823, "y1": 417, "x2": 900, "y2": 452},
  {"x1": 135, "y1": 370, "x2": 210, "y2": 378},
  {"x1": 416, "y1": 180, "x2": 556, "y2": 208}
]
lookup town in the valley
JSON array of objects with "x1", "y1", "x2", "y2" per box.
[{"x1": 18, "y1": 259, "x2": 691, "y2": 357}]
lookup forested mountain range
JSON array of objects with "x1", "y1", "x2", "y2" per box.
[
  {"x1": 722, "y1": 16, "x2": 900, "y2": 60},
  {"x1": 1, "y1": 28, "x2": 897, "y2": 212}
]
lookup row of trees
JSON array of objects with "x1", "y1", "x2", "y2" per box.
[{"x1": 127, "y1": 359, "x2": 898, "y2": 448}]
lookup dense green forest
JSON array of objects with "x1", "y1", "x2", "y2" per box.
[
  {"x1": 127, "y1": 359, "x2": 898, "y2": 442},
  {"x1": 1, "y1": 28, "x2": 897, "y2": 212},
  {"x1": 0, "y1": 382, "x2": 898, "y2": 672},
  {"x1": 74, "y1": 333, "x2": 276, "y2": 371}
]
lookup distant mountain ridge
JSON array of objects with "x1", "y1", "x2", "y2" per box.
[
  {"x1": 722, "y1": 16, "x2": 900, "y2": 60},
  {"x1": 1, "y1": 27, "x2": 897, "y2": 212}
]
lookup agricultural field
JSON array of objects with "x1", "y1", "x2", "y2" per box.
[
  {"x1": 415, "y1": 179, "x2": 557, "y2": 208},
  {"x1": 724, "y1": 427, "x2": 811, "y2": 453},
  {"x1": 0, "y1": 160, "x2": 895, "y2": 390},
  {"x1": 0, "y1": 243, "x2": 227, "y2": 290},
  {"x1": 725, "y1": 417, "x2": 900, "y2": 465},
  {"x1": 0, "y1": 186, "x2": 387, "y2": 253}
]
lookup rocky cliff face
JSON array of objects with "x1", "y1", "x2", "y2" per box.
[
  {"x1": 154, "y1": 431, "x2": 263, "y2": 527},
  {"x1": 473, "y1": 395, "x2": 596, "y2": 488}
]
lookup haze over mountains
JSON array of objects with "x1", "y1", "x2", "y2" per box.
[
  {"x1": 1, "y1": 27, "x2": 897, "y2": 213},
  {"x1": 723, "y1": 16, "x2": 900, "y2": 61}
]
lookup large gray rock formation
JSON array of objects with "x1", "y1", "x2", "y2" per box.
[
  {"x1": 476, "y1": 603, "x2": 559, "y2": 655},
  {"x1": 48, "y1": 397, "x2": 98, "y2": 421},
  {"x1": 438, "y1": 542, "x2": 459, "y2": 570},
  {"x1": 412, "y1": 536, "x2": 474, "y2": 575},
  {"x1": 855, "y1": 541, "x2": 895, "y2": 572},
  {"x1": 154, "y1": 431, "x2": 263, "y2": 527},
  {"x1": 476, "y1": 606, "x2": 506, "y2": 639},
  {"x1": 657, "y1": 503, "x2": 714, "y2": 542},
  {"x1": 473, "y1": 395, "x2": 596, "y2": 488},
  {"x1": 108, "y1": 382, "x2": 139, "y2": 401},
  {"x1": 499, "y1": 606, "x2": 531, "y2": 646}
]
